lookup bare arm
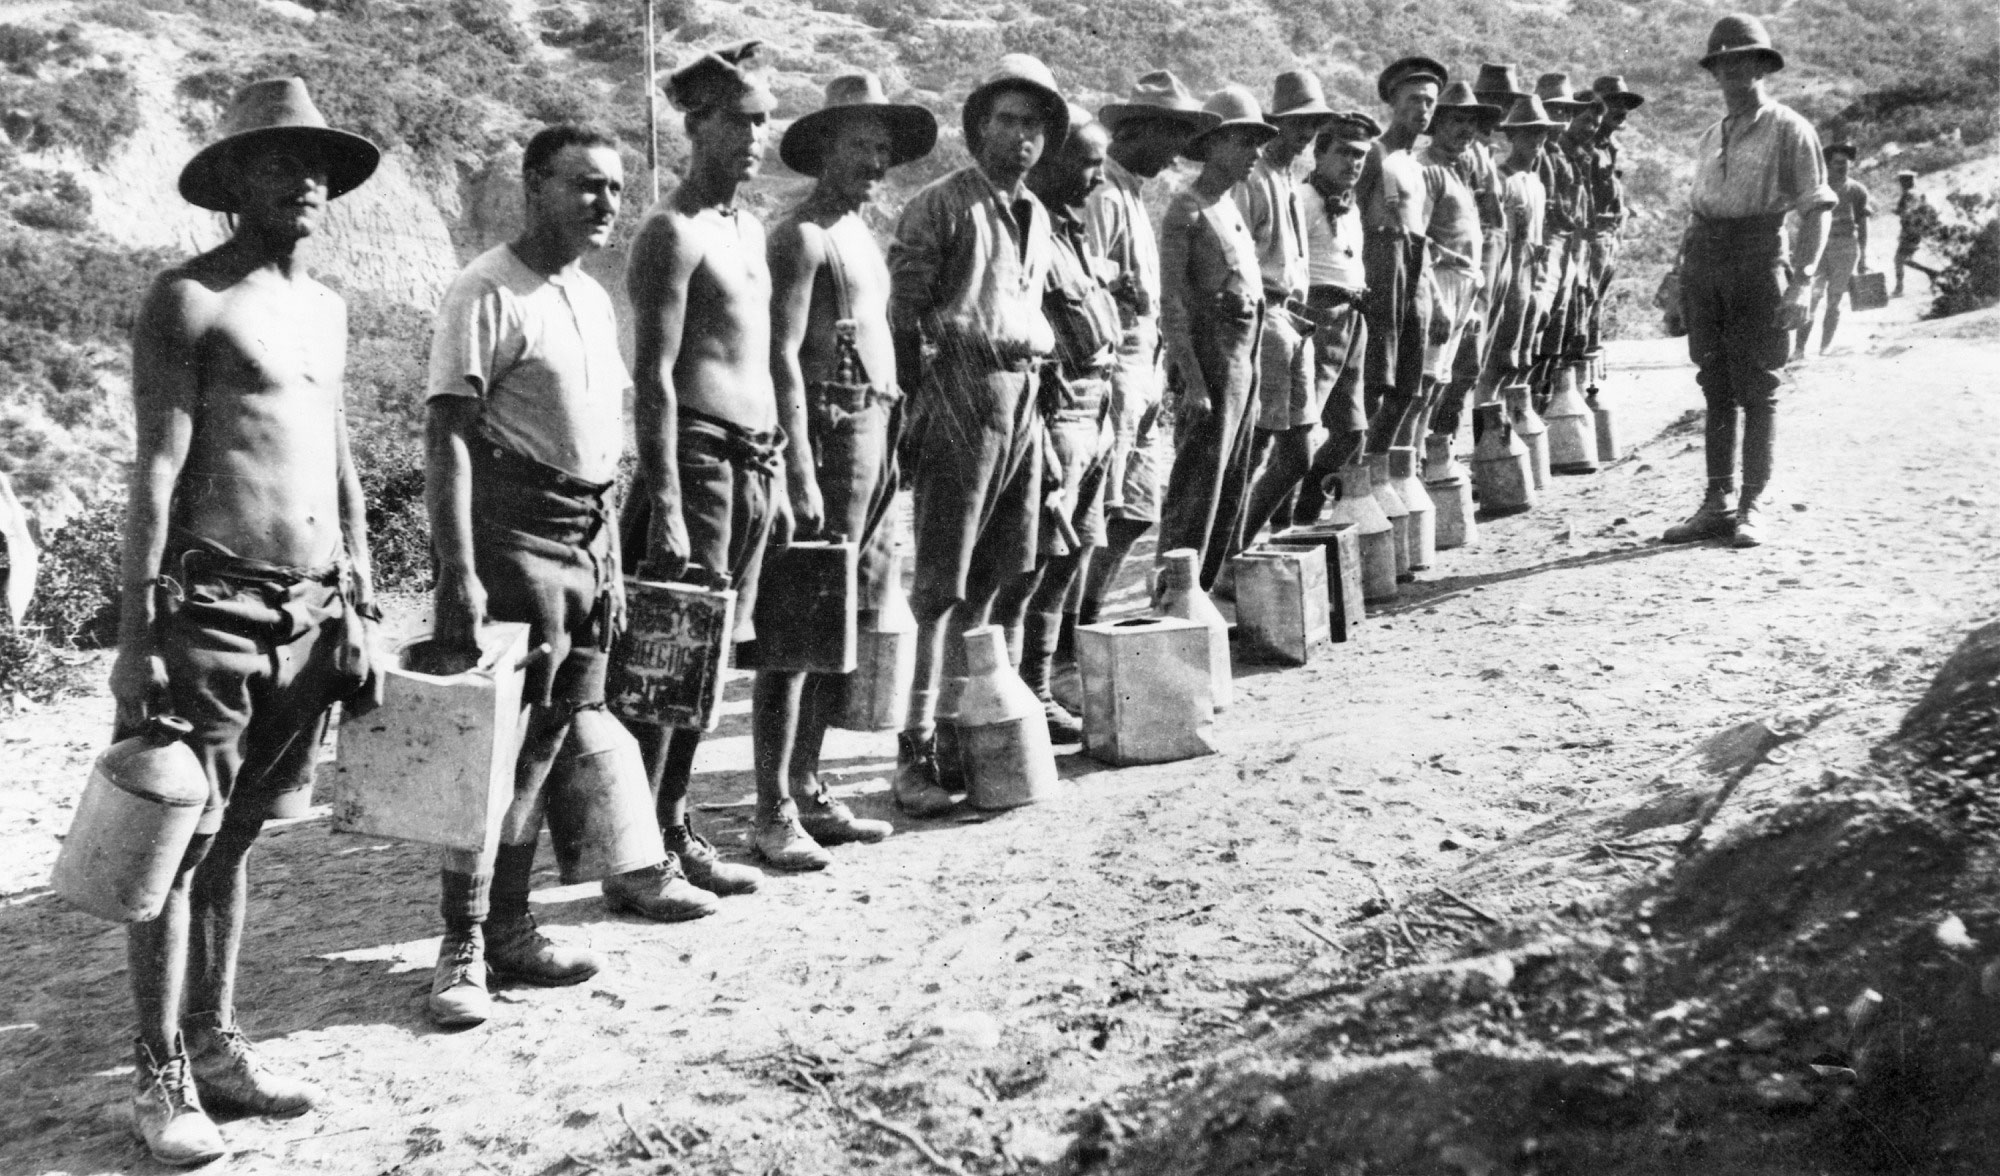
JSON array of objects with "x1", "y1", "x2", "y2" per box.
[
  {"x1": 330, "y1": 301, "x2": 374, "y2": 610},
  {"x1": 110, "y1": 274, "x2": 203, "y2": 728},
  {"x1": 628, "y1": 211, "x2": 702, "y2": 576},
  {"x1": 424, "y1": 395, "x2": 484, "y2": 655},
  {"x1": 767, "y1": 217, "x2": 825, "y2": 537}
]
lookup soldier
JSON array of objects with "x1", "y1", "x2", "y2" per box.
[
  {"x1": 1230, "y1": 70, "x2": 1332, "y2": 551},
  {"x1": 1156, "y1": 86, "x2": 1273, "y2": 587},
  {"x1": 1259, "y1": 112, "x2": 1373, "y2": 530},
  {"x1": 613, "y1": 42, "x2": 781, "y2": 901},
  {"x1": 111, "y1": 78, "x2": 379, "y2": 1163},
  {"x1": 424, "y1": 124, "x2": 704, "y2": 1029},
  {"x1": 1527, "y1": 73, "x2": 1591, "y2": 405},
  {"x1": 1360, "y1": 57, "x2": 1444, "y2": 456},
  {"x1": 1486, "y1": 95, "x2": 1559, "y2": 398},
  {"x1": 1074, "y1": 73, "x2": 1211, "y2": 643},
  {"x1": 887, "y1": 55, "x2": 1066, "y2": 813},
  {"x1": 1663, "y1": 14, "x2": 1833, "y2": 549},
  {"x1": 1413, "y1": 83, "x2": 1501, "y2": 450},
  {"x1": 1797, "y1": 142, "x2": 1871, "y2": 358},
  {"x1": 996, "y1": 104, "x2": 1122, "y2": 739},
  {"x1": 1586, "y1": 75, "x2": 1644, "y2": 359},
  {"x1": 1892, "y1": 170, "x2": 1939, "y2": 297},
  {"x1": 751, "y1": 73, "x2": 936, "y2": 865}
]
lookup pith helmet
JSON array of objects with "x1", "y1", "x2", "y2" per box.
[
  {"x1": 779, "y1": 72, "x2": 938, "y2": 177},
  {"x1": 1184, "y1": 85, "x2": 1279, "y2": 162},
  {"x1": 1700, "y1": 13, "x2": 1785, "y2": 73},
  {"x1": 177, "y1": 77, "x2": 380, "y2": 213},
  {"x1": 963, "y1": 54, "x2": 1068, "y2": 156}
]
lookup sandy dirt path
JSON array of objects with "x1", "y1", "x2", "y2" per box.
[{"x1": 4, "y1": 288, "x2": 1996, "y2": 1176}]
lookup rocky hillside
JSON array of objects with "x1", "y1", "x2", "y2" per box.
[{"x1": 0, "y1": 0, "x2": 1993, "y2": 522}]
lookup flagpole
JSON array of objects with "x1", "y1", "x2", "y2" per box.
[{"x1": 645, "y1": 0, "x2": 660, "y2": 205}]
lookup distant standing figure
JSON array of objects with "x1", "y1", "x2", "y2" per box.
[
  {"x1": 111, "y1": 77, "x2": 381, "y2": 1165},
  {"x1": 1662, "y1": 14, "x2": 1834, "y2": 550},
  {"x1": 1892, "y1": 169, "x2": 1939, "y2": 297},
  {"x1": 1797, "y1": 142, "x2": 1870, "y2": 358}
]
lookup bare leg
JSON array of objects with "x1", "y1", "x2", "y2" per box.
[
  {"x1": 182, "y1": 811, "x2": 266, "y2": 1027},
  {"x1": 786, "y1": 674, "x2": 837, "y2": 801},
  {"x1": 751, "y1": 670, "x2": 807, "y2": 825},
  {"x1": 128, "y1": 835, "x2": 214, "y2": 1057}
]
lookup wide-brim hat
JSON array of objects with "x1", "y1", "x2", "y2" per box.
[
  {"x1": 1269, "y1": 69, "x2": 1335, "y2": 121},
  {"x1": 1099, "y1": 69, "x2": 1215, "y2": 132},
  {"x1": 1472, "y1": 62, "x2": 1526, "y2": 103},
  {"x1": 1591, "y1": 74, "x2": 1645, "y2": 110},
  {"x1": 963, "y1": 54, "x2": 1068, "y2": 156},
  {"x1": 1700, "y1": 13, "x2": 1785, "y2": 72},
  {"x1": 1184, "y1": 85, "x2": 1279, "y2": 162},
  {"x1": 780, "y1": 72, "x2": 937, "y2": 177},
  {"x1": 1533, "y1": 72, "x2": 1589, "y2": 115},
  {"x1": 1498, "y1": 94, "x2": 1561, "y2": 131},
  {"x1": 1377, "y1": 55, "x2": 1448, "y2": 103},
  {"x1": 666, "y1": 41, "x2": 779, "y2": 116},
  {"x1": 1431, "y1": 81, "x2": 1504, "y2": 131},
  {"x1": 177, "y1": 77, "x2": 379, "y2": 213}
]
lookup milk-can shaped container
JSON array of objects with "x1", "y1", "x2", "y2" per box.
[
  {"x1": 1424, "y1": 434, "x2": 1477, "y2": 550},
  {"x1": 957, "y1": 625, "x2": 1058, "y2": 810},
  {"x1": 1152, "y1": 548, "x2": 1232, "y2": 712},
  {"x1": 1589, "y1": 384, "x2": 1621, "y2": 465},
  {"x1": 1389, "y1": 447, "x2": 1436, "y2": 572},
  {"x1": 1472, "y1": 402, "x2": 1537, "y2": 516},
  {"x1": 1322, "y1": 470, "x2": 1397, "y2": 604},
  {"x1": 1544, "y1": 363, "x2": 1599, "y2": 474},
  {"x1": 1366, "y1": 453, "x2": 1412, "y2": 580},
  {"x1": 51, "y1": 716, "x2": 207, "y2": 922},
  {"x1": 1506, "y1": 382, "x2": 1552, "y2": 491},
  {"x1": 838, "y1": 551, "x2": 916, "y2": 731},
  {"x1": 543, "y1": 709, "x2": 668, "y2": 883}
]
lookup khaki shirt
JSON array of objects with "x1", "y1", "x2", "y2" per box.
[
  {"x1": 1159, "y1": 183, "x2": 1262, "y2": 381},
  {"x1": 888, "y1": 165, "x2": 1055, "y2": 366},
  {"x1": 1233, "y1": 155, "x2": 1311, "y2": 300},
  {"x1": 1689, "y1": 100, "x2": 1837, "y2": 220},
  {"x1": 1084, "y1": 154, "x2": 1161, "y2": 333}
]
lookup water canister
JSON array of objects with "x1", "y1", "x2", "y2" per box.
[
  {"x1": 1506, "y1": 382, "x2": 1552, "y2": 491},
  {"x1": 1424, "y1": 434, "x2": 1477, "y2": 551},
  {"x1": 1366, "y1": 453, "x2": 1412, "y2": 580},
  {"x1": 1153, "y1": 548, "x2": 1232, "y2": 712},
  {"x1": 837, "y1": 551, "x2": 916, "y2": 732},
  {"x1": 1231, "y1": 545, "x2": 1331, "y2": 666},
  {"x1": 739, "y1": 538, "x2": 857, "y2": 674},
  {"x1": 51, "y1": 716, "x2": 207, "y2": 923},
  {"x1": 1075, "y1": 616, "x2": 1218, "y2": 766},
  {"x1": 1322, "y1": 470, "x2": 1398, "y2": 605},
  {"x1": 956, "y1": 625, "x2": 1058, "y2": 811},
  {"x1": 1389, "y1": 447, "x2": 1436, "y2": 572},
  {"x1": 544, "y1": 709, "x2": 669, "y2": 884},
  {"x1": 606, "y1": 572, "x2": 736, "y2": 732},
  {"x1": 1473, "y1": 402, "x2": 1537, "y2": 517},
  {"x1": 1545, "y1": 363, "x2": 1600, "y2": 474},
  {"x1": 1271, "y1": 523, "x2": 1366, "y2": 642}
]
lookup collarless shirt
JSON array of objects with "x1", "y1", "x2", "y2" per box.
[
  {"x1": 1233, "y1": 155, "x2": 1311, "y2": 299},
  {"x1": 1689, "y1": 99, "x2": 1837, "y2": 220},
  {"x1": 426, "y1": 244, "x2": 629, "y2": 484},
  {"x1": 888, "y1": 165, "x2": 1056, "y2": 363},
  {"x1": 1300, "y1": 178, "x2": 1366, "y2": 291},
  {"x1": 1418, "y1": 145, "x2": 1483, "y2": 273},
  {"x1": 1084, "y1": 154, "x2": 1162, "y2": 331}
]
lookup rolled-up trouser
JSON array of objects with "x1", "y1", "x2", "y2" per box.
[
  {"x1": 906, "y1": 362, "x2": 1042, "y2": 618},
  {"x1": 1159, "y1": 297, "x2": 1263, "y2": 587},
  {"x1": 1684, "y1": 214, "x2": 1788, "y2": 497},
  {"x1": 1256, "y1": 299, "x2": 1317, "y2": 432},
  {"x1": 1105, "y1": 322, "x2": 1166, "y2": 524}
]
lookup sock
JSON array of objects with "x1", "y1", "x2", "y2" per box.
[
  {"x1": 1019, "y1": 612, "x2": 1061, "y2": 702},
  {"x1": 440, "y1": 868, "x2": 491, "y2": 935}
]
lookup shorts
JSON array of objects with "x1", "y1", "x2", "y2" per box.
[
  {"x1": 145, "y1": 543, "x2": 353, "y2": 835},
  {"x1": 1815, "y1": 236, "x2": 1859, "y2": 305},
  {"x1": 1041, "y1": 382, "x2": 1111, "y2": 556},
  {"x1": 802, "y1": 381, "x2": 901, "y2": 610},
  {"x1": 1425, "y1": 266, "x2": 1482, "y2": 382},
  {"x1": 904, "y1": 363, "x2": 1042, "y2": 614},
  {"x1": 1257, "y1": 302, "x2": 1319, "y2": 432},
  {"x1": 621, "y1": 412, "x2": 780, "y2": 644},
  {"x1": 1106, "y1": 324, "x2": 1166, "y2": 524},
  {"x1": 472, "y1": 442, "x2": 616, "y2": 709}
]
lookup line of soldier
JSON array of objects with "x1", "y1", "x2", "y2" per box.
[{"x1": 106, "y1": 41, "x2": 1645, "y2": 1165}]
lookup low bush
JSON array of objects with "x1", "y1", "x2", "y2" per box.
[
  {"x1": 1927, "y1": 203, "x2": 2000, "y2": 320},
  {"x1": 27, "y1": 494, "x2": 124, "y2": 649},
  {"x1": 6, "y1": 169, "x2": 93, "y2": 233},
  {"x1": 0, "y1": 624, "x2": 91, "y2": 703},
  {"x1": 352, "y1": 423, "x2": 431, "y2": 595},
  {"x1": 0, "y1": 65, "x2": 141, "y2": 162}
]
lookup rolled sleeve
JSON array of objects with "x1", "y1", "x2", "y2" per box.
[{"x1": 1781, "y1": 113, "x2": 1836, "y2": 213}]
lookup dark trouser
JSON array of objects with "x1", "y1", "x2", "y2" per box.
[
  {"x1": 1363, "y1": 230, "x2": 1433, "y2": 453},
  {"x1": 1684, "y1": 214, "x2": 1788, "y2": 500},
  {"x1": 1159, "y1": 298, "x2": 1263, "y2": 588},
  {"x1": 1279, "y1": 292, "x2": 1368, "y2": 527}
]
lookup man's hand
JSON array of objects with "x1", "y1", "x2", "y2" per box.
[
  {"x1": 770, "y1": 490, "x2": 797, "y2": 549},
  {"x1": 432, "y1": 566, "x2": 486, "y2": 662},
  {"x1": 341, "y1": 612, "x2": 387, "y2": 715},
  {"x1": 109, "y1": 643, "x2": 169, "y2": 734},
  {"x1": 789, "y1": 475, "x2": 824, "y2": 541},
  {"x1": 1776, "y1": 278, "x2": 1813, "y2": 331},
  {"x1": 608, "y1": 574, "x2": 628, "y2": 637},
  {"x1": 646, "y1": 501, "x2": 691, "y2": 577}
]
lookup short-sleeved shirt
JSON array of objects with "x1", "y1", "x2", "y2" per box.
[
  {"x1": 426, "y1": 244, "x2": 628, "y2": 485},
  {"x1": 1233, "y1": 155, "x2": 1311, "y2": 299},
  {"x1": 888, "y1": 165, "x2": 1055, "y2": 365},
  {"x1": 1301, "y1": 179, "x2": 1365, "y2": 291},
  {"x1": 1419, "y1": 147, "x2": 1483, "y2": 274},
  {"x1": 1829, "y1": 177, "x2": 1872, "y2": 240},
  {"x1": 1085, "y1": 154, "x2": 1161, "y2": 332},
  {"x1": 1501, "y1": 165, "x2": 1548, "y2": 251},
  {"x1": 1689, "y1": 100, "x2": 1838, "y2": 221}
]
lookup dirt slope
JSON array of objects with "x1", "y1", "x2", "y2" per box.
[{"x1": 3, "y1": 296, "x2": 1998, "y2": 1176}]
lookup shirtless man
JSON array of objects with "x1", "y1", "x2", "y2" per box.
[
  {"x1": 887, "y1": 55, "x2": 1066, "y2": 813},
  {"x1": 110, "y1": 78, "x2": 379, "y2": 1165},
  {"x1": 1360, "y1": 57, "x2": 1443, "y2": 456},
  {"x1": 750, "y1": 73, "x2": 935, "y2": 867},
  {"x1": 611, "y1": 42, "x2": 777, "y2": 899}
]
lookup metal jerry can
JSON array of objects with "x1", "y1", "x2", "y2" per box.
[
  {"x1": 51, "y1": 716, "x2": 207, "y2": 922},
  {"x1": 1153, "y1": 548, "x2": 1231, "y2": 712},
  {"x1": 1271, "y1": 522, "x2": 1365, "y2": 642},
  {"x1": 956, "y1": 624, "x2": 1058, "y2": 811},
  {"x1": 329, "y1": 623, "x2": 531, "y2": 854},
  {"x1": 1230, "y1": 545, "x2": 1331, "y2": 666},
  {"x1": 838, "y1": 551, "x2": 917, "y2": 732},
  {"x1": 606, "y1": 571, "x2": 737, "y2": 732},
  {"x1": 1075, "y1": 616, "x2": 1218, "y2": 766},
  {"x1": 739, "y1": 537, "x2": 857, "y2": 674},
  {"x1": 543, "y1": 709, "x2": 667, "y2": 884}
]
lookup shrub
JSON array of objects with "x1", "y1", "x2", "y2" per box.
[
  {"x1": 6, "y1": 169, "x2": 93, "y2": 233},
  {"x1": 0, "y1": 25, "x2": 52, "y2": 74},
  {"x1": 352, "y1": 423, "x2": 431, "y2": 595},
  {"x1": 0, "y1": 625, "x2": 90, "y2": 703},
  {"x1": 27, "y1": 494, "x2": 124, "y2": 649},
  {"x1": 83, "y1": 3, "x2": 161, "y2": 33},
  {"x1": 1927, "y1": 202, "x2": 2000, "y2": 320}
]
